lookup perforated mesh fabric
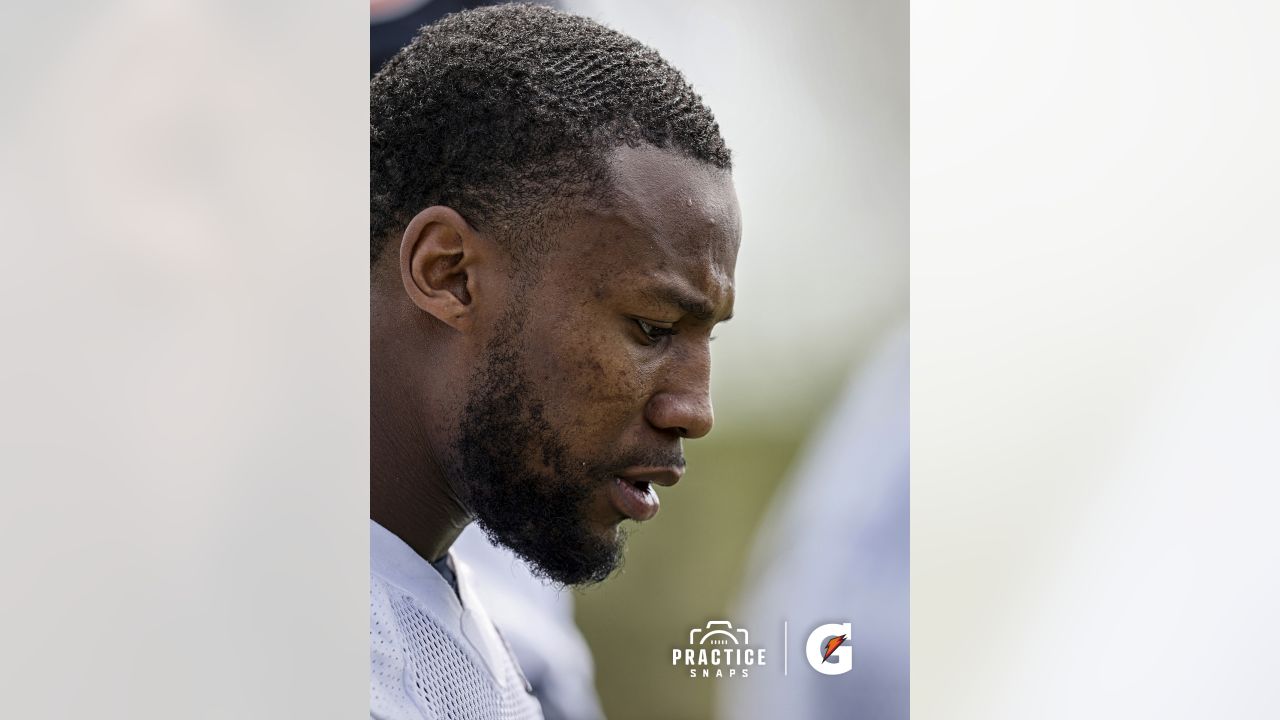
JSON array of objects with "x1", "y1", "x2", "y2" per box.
[
  {"x1": 371, "y1": 575, "x2": 543, "y2": 720},
  {"x1": 372, "y1": 576, "x2": 423, "y2": 720}
]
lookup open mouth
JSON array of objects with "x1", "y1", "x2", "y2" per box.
[{"x1": 609, "y1": 476, "x2": 659, "y2": 522}]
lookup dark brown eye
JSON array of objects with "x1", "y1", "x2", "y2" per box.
[{"x1": 634, "y1": 318, "x2": 677, "y2": 343}]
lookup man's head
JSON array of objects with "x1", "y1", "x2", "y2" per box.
[
  {"x1": 370, "y1": 3, "x2": 731, "y2": 266},
  {"x1": 370, "y1": 5, "x2": 740, "y2": 586}
]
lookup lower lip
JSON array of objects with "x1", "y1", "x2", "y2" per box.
[{"x1": 609, "y1": 477, "x2": 659, "y2": 522}]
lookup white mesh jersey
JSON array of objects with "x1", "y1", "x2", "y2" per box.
[{"x1": 371, "y1": 520, "x2": 544, "y2": 720}]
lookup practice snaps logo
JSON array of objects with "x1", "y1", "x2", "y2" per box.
[
  {"x1": 672, "y1": 620, "x2": 767, "y2": 678},
  {"x1": 805, "y1": 622, "x2": 853, "y2": 675}
]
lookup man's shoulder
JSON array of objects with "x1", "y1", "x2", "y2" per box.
[{"x1": 370, "y1": 573, "x2": 432, "y2": 720}]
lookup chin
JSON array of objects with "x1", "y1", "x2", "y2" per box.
[{"x1": 590, "y1": 523, "x2": 626, "y2": 553}]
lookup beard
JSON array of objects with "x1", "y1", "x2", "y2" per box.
[{"x1": 452, "y1": 313, "x2": 626, "y2": 587}]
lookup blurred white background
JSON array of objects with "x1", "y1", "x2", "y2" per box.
[
  {"x1": 1, "y1": 2, "x2": 370, "y2": 717},
  {"x1": 914, "y1": 0, "x2": 1280, "y2": 716}
]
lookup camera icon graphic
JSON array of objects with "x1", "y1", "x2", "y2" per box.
[{"x1": 689, "y1": 620, "x2": 750, "y2": 646}]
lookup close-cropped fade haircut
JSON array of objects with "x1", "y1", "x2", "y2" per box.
[{"x1": 370, "y1": 3, "x2": 731, "y2": 266}]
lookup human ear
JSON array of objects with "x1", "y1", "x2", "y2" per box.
[{"x1": 398, "y1": 206, "x2": 488, "y2": 333}]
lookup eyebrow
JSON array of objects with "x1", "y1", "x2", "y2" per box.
[{"x1": 641, "y1": 283, "x2": 733, "y2": 324}]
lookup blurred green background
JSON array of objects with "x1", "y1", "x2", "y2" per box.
[{"x1": 573, "y1": 378, "x2": 841, "y2": 720}]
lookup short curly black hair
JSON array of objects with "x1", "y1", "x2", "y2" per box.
[{"x1": 370, "y1": 3, "x2": 731, "y2": 265}]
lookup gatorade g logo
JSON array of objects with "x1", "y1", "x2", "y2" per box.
[{"x1": 805, "y1": 622, "x2": 853, "y2": 675}]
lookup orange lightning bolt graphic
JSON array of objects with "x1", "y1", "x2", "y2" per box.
[{"x1": 821, "y1": 634, "x2": 847, "y2": 663}]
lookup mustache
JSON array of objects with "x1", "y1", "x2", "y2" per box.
[{"x1": 607, "y1": 447, "x2": 686, "y2": 471}]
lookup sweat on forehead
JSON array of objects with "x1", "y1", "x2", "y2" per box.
[{"x1": 602, "y1": 145, "x2": 741, "y2": 243}]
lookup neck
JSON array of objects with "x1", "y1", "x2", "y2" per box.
[
  {"x1": 370, "y1": 321, "x2": 472, "y2": 563},
  {"x1": 371, "y1": 481, "x2": 469, "y2": 563},
  {"x1": 370, "y1": 390, "x2": 472, "y2": 562}
]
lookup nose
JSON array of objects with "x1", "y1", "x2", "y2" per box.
[
  {"x1": 645, "y1": 351, "x2": 715, "y2": 440},
  {"x1": 647, "y1": 391, "x2": 714, "y2": 439}
]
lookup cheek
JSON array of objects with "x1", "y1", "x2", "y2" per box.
[{"x1": 530, "y1": 323, "x2": 652, "y2": 429}]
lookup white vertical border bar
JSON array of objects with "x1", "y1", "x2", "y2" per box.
[{"x1": 914, "y1": 0, "x2": 1280, "y2": 717}]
